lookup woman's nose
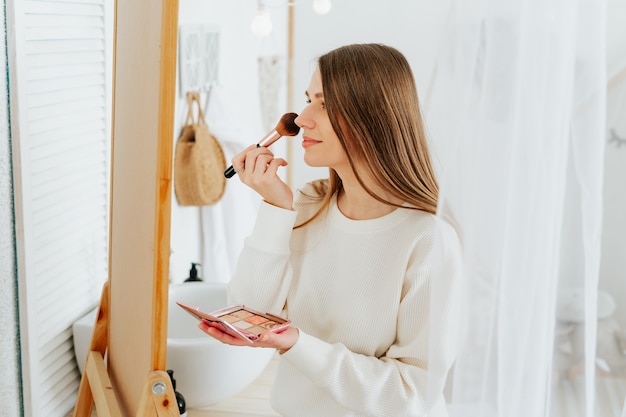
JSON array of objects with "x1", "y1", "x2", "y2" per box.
[{"x1": 294, "y1": 109, "x2": 313, "y2": 129}]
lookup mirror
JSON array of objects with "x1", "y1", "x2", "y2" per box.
[{"x1": 172, "y1": 1, "x2": 626, "y2": 415}]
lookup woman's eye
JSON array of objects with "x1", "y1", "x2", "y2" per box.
[{"x1": 304, "y1": 98, "x2": 325, "y2": 110}]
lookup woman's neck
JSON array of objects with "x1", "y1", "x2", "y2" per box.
[{"x1": 335, "y1": 173, "x2": 402, "y2": 220}]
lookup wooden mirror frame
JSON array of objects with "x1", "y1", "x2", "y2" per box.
[{"x1": 74, "y1": 0, "x2": 180, "y2": 416}]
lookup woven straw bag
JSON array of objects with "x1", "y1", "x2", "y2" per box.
[{"x1": 174, "y1": 92, "x2": 227, "y2": 206}]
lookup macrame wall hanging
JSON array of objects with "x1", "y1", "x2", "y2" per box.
[
  {"x1": 179, "y1": 24, "x2": 220, "y2": 98},
  {"x1": 258, "y1": 55, "x2": 282, "y2": 132}
]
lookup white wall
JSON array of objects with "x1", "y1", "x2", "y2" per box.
[{"x1": 169, "y1": 0, "x2": 289, "y2": 283}]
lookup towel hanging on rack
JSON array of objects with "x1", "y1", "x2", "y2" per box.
[{"x1": 174, "y1": 91, "x2": 227, "y2": 206}]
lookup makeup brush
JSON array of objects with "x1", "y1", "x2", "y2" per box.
[{"x1": 224, "y1": 112, "x2": 300, "y2": 178}]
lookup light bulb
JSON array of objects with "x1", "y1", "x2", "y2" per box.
[
  {"x1": 313, "y1": 0, "x2": 332, "y2": 15},
  {"x1": 251, "y1": 10, "x2": 272, "y2": 37}
]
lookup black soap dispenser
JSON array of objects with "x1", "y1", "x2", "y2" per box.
[
  {"x1": 167, "y1": 369, "x2": 187, "y2": 417},
  {"x1": 184, "y1": 262, "x2": 202, "y2": 282}
]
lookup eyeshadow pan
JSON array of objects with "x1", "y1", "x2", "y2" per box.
[
  {"x1": 230, "y1": 309, "x2": 254, "y2": 319},
  {"x1": 245, "y1": 315, "x2": 269, "y2": 325},
  {"x1": 232, "y1": 320, "x2": 254, "y2": 329},
  {"x1": 260, "y1": 321, "x2": 279, "y2": 329},
  {"x1": 247, "y1": 326, "x2": 267, "y2": 335},
  {"x1": 221, "y1": 315, "x2": 240, "y2": 324}
]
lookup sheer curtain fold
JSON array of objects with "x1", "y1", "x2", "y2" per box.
[{"x1": 426, "y1": 0, "x2": 606, "y2": 416}]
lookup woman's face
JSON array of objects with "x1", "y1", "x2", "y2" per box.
[{"x1": 295, "y1": 68, "x2": 349, "y2": 171}]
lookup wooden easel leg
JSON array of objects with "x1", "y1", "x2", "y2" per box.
[
  {"x1": 74, "y1": 282, "x2": 112, "y2": 417},
  {"x1": 84, "y1": 351, "x2": 123, "y2": 417},
  {"x1": 73, "y1": 282, "x2": 179, "y2": 417},
  {"x1": 136, "y1": 371, "x2": 180, "y2": 417}
]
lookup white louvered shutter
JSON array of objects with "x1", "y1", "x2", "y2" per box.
[{"x1": 10, "y1": 1, "x2": 113, "y2": 416}]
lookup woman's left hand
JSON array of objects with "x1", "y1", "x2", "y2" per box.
[{"x1": 198, "y1": 321, "x2": 300, "y2": 354}]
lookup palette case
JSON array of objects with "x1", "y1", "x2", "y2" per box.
[{"x1": 176, "y1": 301, "x2": 291, "y2": 344}]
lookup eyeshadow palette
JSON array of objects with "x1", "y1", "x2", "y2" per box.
[{"x1": 176, "y1": 301, "x2": 291, "y2": 344}]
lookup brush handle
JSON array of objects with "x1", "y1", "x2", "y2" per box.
[{"x1": 224, "y1": 165, "x2": 236, "y2": 178}]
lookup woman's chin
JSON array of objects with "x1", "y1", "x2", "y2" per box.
[{"x1": 302, "y1": 154, "x2": 322, "y2": 168}]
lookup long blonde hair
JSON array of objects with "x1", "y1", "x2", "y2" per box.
[{"x1": 297, "y1": 44, "x2": 438, "y2": 227}]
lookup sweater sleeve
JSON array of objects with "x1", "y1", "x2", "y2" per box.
[
  {"x1": 279, "y1": 219, "x2": 464, "y2": 416},
  {"x1": 227, "y1": 201, "x2": 298, "y2": 315}
]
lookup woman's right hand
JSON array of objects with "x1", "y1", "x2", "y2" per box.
[
  {"x1": 198, "y1": 320, "x2": 300, "y2": 353},
  {"x1": 231, "y1": 145, "x2": 294, "y2": 210}
]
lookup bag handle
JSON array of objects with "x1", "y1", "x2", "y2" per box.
[{"x1": 185, "y1": 91, "x2": 206, "y2": 126}]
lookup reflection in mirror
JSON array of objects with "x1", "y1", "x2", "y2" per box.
[{"x1": 170, "y1": 2, "x2": 626, "y2": 417}]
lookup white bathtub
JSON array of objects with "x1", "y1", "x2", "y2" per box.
[{"x1": 72, "y1": 282, "x2": 275, "y2": 409}]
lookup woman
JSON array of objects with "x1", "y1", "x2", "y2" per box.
[{"x1": 199, "y1": 43, "x2": 462, "y2": 417}]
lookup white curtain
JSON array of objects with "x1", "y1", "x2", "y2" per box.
[
  {"x1": 201, "y1": 86, "x2": 262, "y2": 283},
  {"x1": 425, "y1": 0, "x2": 608, "y2": 416}
]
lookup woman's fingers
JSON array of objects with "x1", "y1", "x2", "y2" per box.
[
  {"x1": 249, "y1": 153, "x2": 273, "y2": 175},
  {"x1": 198, "y1": 321, "x2": 249, "y2": 346},
  {"x1": 231, "y1": 146, "x2": 276, "y2": 176},
  {"x1": 235, "y1": 148, "x2": 287, "y2": 180},
  {"x1": 230, "y1": 145, "x2": 257, "y2": 174},
  {"x1": 264, "y1": 157, "x2": 288, "y2": 174}
]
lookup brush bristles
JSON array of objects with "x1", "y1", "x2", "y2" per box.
[{"x1": 276, "y1": 112, "x2": 300, "y2": 136}]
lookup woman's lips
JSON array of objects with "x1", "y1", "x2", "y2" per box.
[{"x1": 302, "y1": 136, "x2": 321, "y2": 148}]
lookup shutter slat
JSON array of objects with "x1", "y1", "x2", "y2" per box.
[
  {"x1": 25, "y1": 14, "x2": 105, "y2": 28},
  {"x1": 30, "y1": 154, "x2": 106, "y2": 180},
  {"x1": 32, "y1": 176, "x2": 107, "y2": 208},
  {"x1": 28, "y1": 85, "x2": 105, "y2": 106},
  {"x1": 28, "y1": 74, "x2": 105, "y2": 94},
  {"x1": 35, "y1": 251, "x2": 107, "y2": 292},
  {"x1": 25, "y1": 1, "x2": 103, "y2": 16},
  {"x1": 38, "y1": 309, "x2": 92, "y2": 351},
  {"x1": 32, "y1": 189, "x2": 107, "y2": 230},
  {"x1": 33, "y1": 206, "x2": 107, "y2": 250},
  {"x1": 30, "y1": 128, "x2": 106, "y2": 151},
  {"x1": 27, "y1": 27, "x2": 104, "y2": 41},
  {"x1": 36, "y1": 278, "x2": 96, "y2": 317},
  {"x1": 35, "y1": 252, "x2": 107, "y2": 296},
  {"x1": 35, "y1": 243, "x2": 106, "y2": 286},
  {"x1": 27, "y1": 51, "x2": 104, "y2": 68},
  {"x1": 32, "y1": 174, "x2": 106, "y2": 214},
  {"x1": 27, "y1": 14, "x2": 104, "y2": 28},
  {"x1": 28, "y1": 62, "x2": 105, "y2": 80},
  {"x1": 25, "y1": 39, "x2": 104, "y2": 54},
  {"x1": 29, "y1": 112, "x2": 105, "y2": 137},
  {"x1": 28, "y1": 98, "x2": 104, "y2": 121},
  {"x1": 34, "y1": 207, "x2": 107, "y2": 252},
  {"x1": 28, "y1": 0, "x2": 102, "y2": 4},
  {"x1": 39, "y1": 331, "x2": 76, "y2": 366}
]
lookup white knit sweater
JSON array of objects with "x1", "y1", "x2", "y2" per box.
[{"x1": 228, "y1": 183, "x2": 463, "y2": 417}]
